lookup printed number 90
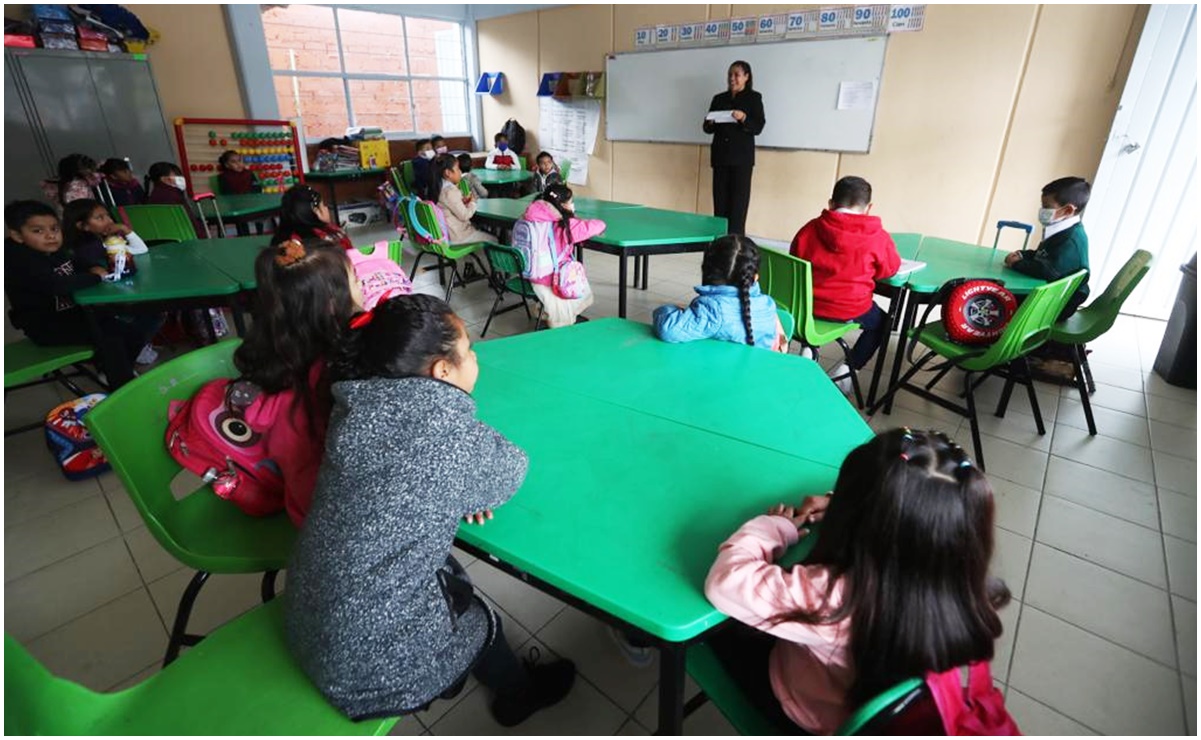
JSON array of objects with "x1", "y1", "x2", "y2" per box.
[{"x1": 854, "y1": 8, "x2": 871, "y2": 21}]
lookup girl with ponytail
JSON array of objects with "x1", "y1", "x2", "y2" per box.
[
  {"x1": 652, "y1": 235, "x2": 783, "y2": 351},
  {"x1": 519, "y1": 183, "x2": 605, "y2": 328}
]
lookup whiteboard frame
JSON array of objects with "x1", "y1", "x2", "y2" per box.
[{"x1": 604, "y1": 35, "x2": 889, "y2": 154}]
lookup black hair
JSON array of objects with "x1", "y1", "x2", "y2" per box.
[
  {"x1": 456, "y1": 153, "x2": 473, "y2": 173},
  {"x1": 729, "y1": 60, "x2": 754, "y2": 91},
  {"x1": 62, "y1": 198, "x2": 109, "y2": 251},
  {"x1": 56, "y1": 154, "x2": 97, "y2": 205},
  {"x1": 218, "y1": 150, "x2": 241, "y2": 170},
  {"x1": 536, "y1": 151, "x2": 554, "y2": 164},
  {"x1": 98, "y1": 158, "x2": 132, "y2": 177},
  {"x1": 234, "y1": 237, "x2": 356, "y2": 424},
  {"x1": 538, "y1": 183, "x2": 576, "y2": 245},
  {"x1": 273, "y1": 185, "x2": 327, "y2": 243},
  {"x1": 831, "y1": 176, "x2": 872, "y2": 210},
  {"x1": 494, "y1": 132, "x2": 508, "y2": 144},
  {"x1": 331, "y1": 293, "x2": 465, "y2": 382},
  {"x1": 433, "y1": 153, "x2": 460, "y2": 186},
  {"x1": 144, "y1": 161, "x2": 182, "y2": 194},
  {"x1": 1042, "y1": 176, "x2": 1091, "y2": 213},
  {"x1": 5, "y1": 200, "x2": 58, "y2": 232},
  {"x1": 701, "y1": 235, "x2": 760, "y2": 346},
  {"x1": 779, "y1": 428, "x2": 1010, "y2": 704},
  {"x1": 430, "y1": 134, "x2": 445, "y2": 145},
  {"x1": 415, "y1": 138, "x2": 431, "y2": 151}
]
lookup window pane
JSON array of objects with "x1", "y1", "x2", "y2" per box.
[
  {"x1": 262, "y1": 5, "x2": 341, "y2": 73},
  {"x1": 337, "y1": 9, "x2": 407, "y2": 75},
  {"x1": 348, "y1": 80, "x2": 414, "y2": 133},
  {"x1": 405, "y1": 18, "x2": 464, "y2": 78},
  {"x1": 412, "y1": 79, "x2": 468, "y2": 134},
  {"x1": 274, "y1": 76, "x2": 348, "y2": 140}
]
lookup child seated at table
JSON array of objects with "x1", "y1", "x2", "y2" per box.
[
  {"x1": 285, "y1": 293, "x2": 576, "y2": 725},
  {"x1": 411, "y1": 138, "x2": 437, "y2": 201},
  {"x1": 274, "y1": 184, "x2": 412, "y2": 309},
  {"x1": 98, "y1": 158, "x2": 146, "y2": 207},
  {"x1": 40, "y1": 154, "x2": 102, "y2": 211},
  {"x1": 654, "y1": 235, "x2": 785, "y2": 351},
  {"x1": 530, "y1": 151, "x2": 563, "y2": 195},
  {"x1": 790, "y1": 176, "x2": 899, "y2": 391},
  {"x1": 145, "y1": 161, "x2": 207, "y2": 237},
  {"x1": 457, "y1": 154, "x2": 488, "y2": 200},
  {"x1": 1004, "y1": 176, "x2": 1091, "y2": 320},
  {"x1": 4, "y1": 200, "x2": 159, "y2": 375},
  {"x1": 434, "y1": 154, "x2": 497, "y2": 246},
  {"x1": 431, "y1": 134, "x2": 449, "y2": 156},
  {"x1": 520, "y1": 183, "x2": 603, "y2": 328},
  {"x1": 217, "y1": 150, "x2": 262, "y2": 195},
  {"x1": 704, "y1": 428, "x2": 1013, "y2": 734},
  {"x1": 485, "y1": 132, "x2": 519, "y2": 170}
]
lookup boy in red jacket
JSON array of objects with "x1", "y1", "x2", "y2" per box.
[{"x1": 789, "y1": 176, "x2": 900, "y2": 390}]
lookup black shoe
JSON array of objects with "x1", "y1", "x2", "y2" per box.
[
  {"x1": 490, "y1": 648, "x2": 576, "y2": 727},
  {"x1": 574, "y1": 315, "x2": 589, "y2": 324}
]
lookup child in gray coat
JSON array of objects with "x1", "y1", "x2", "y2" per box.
[{"x1": 285, "y1": 293, "x2": 575, "y2": 725}]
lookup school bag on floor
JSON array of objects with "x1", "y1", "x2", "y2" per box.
[
  {"x1": 44, "y1": 394, "x2": 110, "y2": 481},
  {"x1": 925, "y1": 662, "x2": 1021, "y2": 735}
]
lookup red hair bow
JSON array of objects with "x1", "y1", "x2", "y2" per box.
[{"x1": 348, "y1": 290, "x2": 398, "y2": 329}]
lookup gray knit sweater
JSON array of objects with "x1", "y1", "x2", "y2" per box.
[{"x1": 284, "y1": 376, "x2": 529, "y2": 719}]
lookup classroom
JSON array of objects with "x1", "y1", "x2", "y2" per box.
[{"x1": 3, "y1": 2, "x2": 1196, "y2": 736}]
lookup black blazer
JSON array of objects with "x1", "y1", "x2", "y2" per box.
[{"x1": 703, "y1": 89, "x2": 766, "y2": 168}]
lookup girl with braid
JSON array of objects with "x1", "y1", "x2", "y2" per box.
[
  {"x1": 704, "y1": 428, "x2": 1013, "y2": 733},
  {"x1": 653, "y1": 235, "x2": 784, "y2": 351}
]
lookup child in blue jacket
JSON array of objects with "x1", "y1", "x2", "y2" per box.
[{"x1": 653, "y1": 235, "x2": 783, "y2": 351}]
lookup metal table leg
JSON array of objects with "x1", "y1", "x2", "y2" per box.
[
  {"x1": 656, "y1": 643, "x2": 686, "y2": 735},
  {"x1": 867, "y1": 286, "x2": 907, "y2": 409},
  {"x1": 618, "y1": 253, "x2": 629, "y2": 318}
]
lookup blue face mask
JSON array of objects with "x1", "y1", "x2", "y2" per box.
[{"x1": 498, "y1": 143, "x2": 508, "y2": 152}]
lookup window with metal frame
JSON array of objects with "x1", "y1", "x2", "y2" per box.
[{"x1": 261, "y1": 5, "x2": 471, "y2": 141}]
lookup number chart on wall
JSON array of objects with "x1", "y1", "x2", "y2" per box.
[{"x1": 607, "y1": 34, "x2": 890, "y2": 153}]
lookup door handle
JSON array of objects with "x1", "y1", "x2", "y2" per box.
[{"x1": 1121, "y1": 142, "x2": 1142, "y2": 154}]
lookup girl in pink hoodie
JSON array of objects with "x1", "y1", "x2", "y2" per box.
[
  {"x1": 704, "y1": 428, "x2": 1012, "y2": 733},
  {"x1": 520, "y1": 184, "x2": 605, "y2": 328}
]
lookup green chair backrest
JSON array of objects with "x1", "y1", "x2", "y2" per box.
[
  {"x1": 412, "y1": 200, "x2": 451, "y2": 256},
  {"x1": 119, "y1": 204, "x2": 198, "y2": 243},
  {"x1": 485, "y1": 242, "x2": 527, "y2": 277},
  {"x1": 957, "y1": 270, "x2": 1088, "y2": 372},
  {"x1": 4, "y1": 339, "x2": 93, "y2": 388},
  {"x1": 390, "y1": 166, "x2": 412, "y2": 197},
  {"x1": 207, "y1": 174, "x2": 223, "y2": 196},
  {"x1": 776, "y1": 307, "x2": 796, "y2": 342},
  {"x1": 5, "y1": 634, "x2": 106, "y2": 734},
  {"x1": 759, "y1": 248, "x2": 822, "y2": 343},
  {"x1": 835, "y1": 677, "x2": 926, "y2": 735},
  {"x1": 401, "y1": 160, "x2": 417, "y2": 190},
  {"x1": 559, "y1": 159, "x2": 572, "y2": 182},
  {"x1": 355, "y1": 239, "x2": 404, "y2": 265},
  {"x1": 1054, "y1": 250, "x2": 1152, "y2": 342}
]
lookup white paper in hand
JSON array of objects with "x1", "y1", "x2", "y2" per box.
[{"x1": 705, "y1": 110, "x2": 738, "y2": 124}]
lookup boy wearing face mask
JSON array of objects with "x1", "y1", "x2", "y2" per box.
[
  {"x1": 485, "y1": 133, "x2": 519, "y2": 170},
  {"x1": 431, "y1": 135, "x2": 449, "y2": 156},
  {"x1": 145, "y1": 161, "x2": 207, "y2": 237},
  {"x1": 411, "y1": 139, "x2": 437, "y2": 201},
  {"x1": 1004, "y1": 177, "x2": 1091, "y2": 319}
]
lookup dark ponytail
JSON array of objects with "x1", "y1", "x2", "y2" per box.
[
  {"x1": 701, "y1": 235, "x2": 761, "y2": 346},
  {"x1": 539, "y1": 183, "x2": 575, "y2": 245},
  {"x1": 332, "y1": 294, "x2": 464, "y2": 382}
]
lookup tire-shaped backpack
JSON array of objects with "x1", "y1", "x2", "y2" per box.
[{"x1": 942, "y1": 278, "x2": 1018, "y2": 345}]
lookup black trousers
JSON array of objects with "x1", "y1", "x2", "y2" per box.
[
  {"x1": 706, "y1": 622, "x2": 806, "y2": 733},
  {"x1": 24, "y1": 311, "x2": 161, "y2": 380},
  {"x1": 713, "y1": 165, "x2": 754, "y2": 236}
]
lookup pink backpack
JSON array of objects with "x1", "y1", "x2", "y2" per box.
[
  {"x1": 165, "y1": 378, "x2": 286, "y2": 517},
  {"x1": 348, "y1": 243, "x2": 413, "y2": 310},
  {"x1": 925, "y1": 662, "x2": 1021, "y2": 735}
]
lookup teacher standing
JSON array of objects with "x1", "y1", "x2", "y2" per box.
[{"x1": 703, "y1": 61, "x2": 766, "y2": 236}]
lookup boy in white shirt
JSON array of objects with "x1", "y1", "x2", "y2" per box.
[{"x1": 485, "y1": 133, "x2": 520, "y2": 170}]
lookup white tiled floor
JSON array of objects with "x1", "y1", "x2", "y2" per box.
[{"x1": 4, "y1": 241, "x2": 1196, "y2": 735}]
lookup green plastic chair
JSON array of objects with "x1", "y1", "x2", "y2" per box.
[
  {"x1": 869, "y1": 270, "x2": 1088, "y2": 470},
  {"x1": 389, "y1": 165, "x2": 412, "y2": 198},
  {"x1": 118, "y1": 204, "x2": 198, "y2": 244},
  {"x1": 1028, "y1": 250, "x2": 1152, "y2": 436},
  {"x1": 401, "y1": 160, "x2": 418, "y2": 193},
  {"x1": 406, "y1": 198, "x2": 490, "y2": 303},
  {"x1": 685, "y1": 643, "x2": 938, "y2": 734},
  {"x1": 4, "y1": 340, "x2": 101, "y2": 436},
  {"x1": 482, "y1": 243, "x2": 543, "y2": 337},
  {"x1": 4, "y1": 600, "x2": 399, "y2": 735},
  {"x1": 759, "y1": 248, "x2": 864, "y2": 407},
  {"x1": 83, "y1": 340, "x2": 297, "y2": 667},
  {"x1": 207, "y1": 173, "x2": 263, "y2": 196},
  {"x1": 355, "y1": 239, "x2": 405, "y2": 266},
  {"x1": 776, "y1": 307, "x2": 796, "y2": 345}
]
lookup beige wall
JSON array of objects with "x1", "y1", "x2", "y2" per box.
[{"x1": 479, "y1": 4, "x2": 1145, "y2": 244}]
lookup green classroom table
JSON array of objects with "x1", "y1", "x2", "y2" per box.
[
  {"x1": 199, "y1": 193, "x2": 282, "y2": 237},
  {"x1": 474, "y1": 168, "x2": 533, "y2": 186},
  {"x1": 188, "y1": 235, "x2": 273, "y2": 290},
  {"x1": 465, "y1": 319, "x2": 871, "y2": 735},
  {"x1": 305, "y1": 168, "x2": 389, "y2": 225},
  {"x1": 73, "y1": 244, "x2": 246, "y2": 387}
]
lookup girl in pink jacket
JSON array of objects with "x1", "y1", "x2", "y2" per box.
[
  {"x1": 520, "y1": 184, "x2": 605, "y2": 328},
  {"x1": 704, "y1": 428, "x2": 1012, "y2": 733}
]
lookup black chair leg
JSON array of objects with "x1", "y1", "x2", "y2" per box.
[
  {"x1": 867, "y1": 351, "x2": 937, "y2": 416},
  {"x1": 261, "y1": 570, "x2": 279, "y2": 603},
  {"x1": 1072, "y1": 344, "x2": 1098, "y2": 435},
  {"x1": 836, "y1": 337, "x2": 864, "y2": 409},
  {"x1": 924, "y1": 363, "x2": 955, "y2": 391},
  {"x1": 1018, "y1": 358, "x2": 1046, "y2": 435},
  {"x1": 163, "y1": 570, "x2": 211, "y2": 667},
  {"x1": 481, "y1": 293, "x2": 505, "y2": 337},
  {"x1": 409, "y1": 252, "x2": 428, "y2": 282},
  {"x1": 1081, "y1": 346, "x2": 1097, "y2": 394},
  {"x1": 996, "y1": 374, "x2": 1017, "y2": 418},
  {"x1": 963, "y1": 372, "x2": 986, "y2": 472}
]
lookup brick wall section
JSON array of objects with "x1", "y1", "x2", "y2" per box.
[{"x1": 262, "y1": 6, "x2": 465, "y2": 139}]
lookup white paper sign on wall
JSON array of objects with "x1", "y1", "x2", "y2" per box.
[
  {"x1": 888, "y1": 4, "x2": 926, "y2": 32},
  {"x1": 786, "y1": 10, "x2": 820, "y2": 38},
  {"x1": 654, "y1": 24, "x2": 678, "y2": 47},
  {"x1": 756, "y1": 14, "x2": 787, "y2": 42},
  {"x1": 677, "y1": 22, "x2": 703, "y2": 46},
  {"x1": 634, "y1": 27, "x2": 653, "y2": 47},
  {"x1": 702, "y1": 19, "x2": 730, "y2": 45},
  {"x1": 728, "y1": 16, "x2": 757, "y2": 42}
]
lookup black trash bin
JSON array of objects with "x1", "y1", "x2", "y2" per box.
[{"x1": 1154, "y1": 253, "x2": 1197, "y2": 388}]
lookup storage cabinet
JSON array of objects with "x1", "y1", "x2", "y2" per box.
[{"x1": 4, "y1": 48, "x2": 175, "y2": 203}]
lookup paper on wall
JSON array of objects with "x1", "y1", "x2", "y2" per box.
[
  {"x1": 705, "y1": 110, "x2": 738, "y2": 123},
  {"x1": 546, "y1": 148, "x2": 589, "y2": 186},
  {"x1": 837, "y1": 81, "x2": 876, "y2": 110},
  {"x1": 538, "y1": 97, "x2": 601, "y2": 156}
]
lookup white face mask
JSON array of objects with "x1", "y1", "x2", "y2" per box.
[
  {"x1": 1038, "y1": 207, "x2": 1063, "y2": 226},
  {"x1": 170, "y1": 175, "x2": 188, "y2": 191},
  {"x1": 435, "y1": 146, "x2": 448, "y2": 154},
  {"x1": 420, "y1": 150, "x2": 435, "y2": 160}
]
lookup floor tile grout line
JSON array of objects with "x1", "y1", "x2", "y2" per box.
[
  {"x1": 1032, "y1": 533, "x2": 1177, "y2": 595},
  {"x1": 1039, "y1": 489, "x2": 1165, "y2": 537},
  {"x1": 1006, "y1": 685, "x2": 1107, "y2": 736},
  {"x1": 4, "y1": 527, "x2": 125, "y2": 586}
]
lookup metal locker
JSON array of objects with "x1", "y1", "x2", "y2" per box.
[
  {"x1": 88, "y1": 55, "x2": 175, "y2": 173},
  {"x1": 9, "y1": 50, "x2": 115, "y2": 167},
  {"x1": 3, "y1": 59, "x2": 53, "y2": 202}
]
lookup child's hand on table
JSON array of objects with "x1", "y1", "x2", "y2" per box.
[
  {"x1": 89, "y1": 266, "x2": 109, "y2": 278},
  {"x1": 767, "y1": 492, "x2": 831, "y2": 535},
  {"x1": 1004, "y1": 251, "x2": 1022, "y2": 267},
  {"x1": 464, "y1": 509, "x2": 494, "y2": 526}
]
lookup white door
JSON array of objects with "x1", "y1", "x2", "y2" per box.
[{"x1": 1087, "y1": 4, "x2": 1196, "y2": 320}]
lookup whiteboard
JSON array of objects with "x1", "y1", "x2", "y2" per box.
[{"x1": 605, "y1": 36, "x2": 888, "y2": 153}]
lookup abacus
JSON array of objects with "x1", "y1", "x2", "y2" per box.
[{"x1": 173, "y1": 117, "x2": 306, "y2": 196}]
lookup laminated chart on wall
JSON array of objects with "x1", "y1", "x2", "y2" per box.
[
  {"x1": 631, "y1": 5, "x2": 918, "y2": 49},
  {"x1": 538, "y1": 97, "x2": 601, "y2": 185}
]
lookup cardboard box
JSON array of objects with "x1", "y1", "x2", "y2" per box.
[{"x1": 337, "y1": 201, "x2": 385, "y2": 230}]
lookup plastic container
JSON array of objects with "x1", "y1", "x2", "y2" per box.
[{"x1": 1153, "y1": 253, "x2": 1197, "y2": 388}]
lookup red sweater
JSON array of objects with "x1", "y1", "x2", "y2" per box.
[{"x1": 789, "y1": 210, "x2": 900, "y2": 320}]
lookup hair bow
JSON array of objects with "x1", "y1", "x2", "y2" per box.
[
  {"x1": 274, "y1": 238, "x2": 306, "y2": 267},
  {"x1": 348, "y1": 289, "x2": 399, "y2": 329}
]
